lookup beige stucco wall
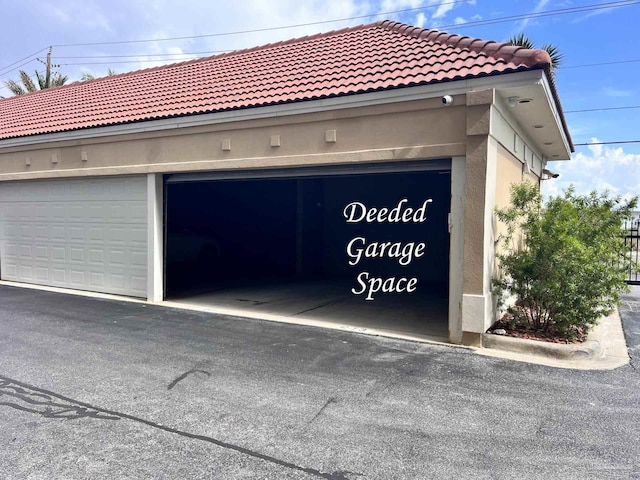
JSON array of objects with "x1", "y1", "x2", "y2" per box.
[
  {"x1": 462, "y1": 90, "x2": 493, "y2": 297},
  {"x1": 494, "y1": 143, "x2": 539, "y2": 250},
  {"x1": 0, "y1": 98, "x2": 466, "y2": 181},
  {"x1": 1, "y1": 89, "x2": 532, "y2": 346}
]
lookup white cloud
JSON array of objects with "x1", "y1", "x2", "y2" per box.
[
  {"x1": 454, "y1": 16, "x2": 467, "y2": 25},
  {"x1": 432, "y1": 0, "x2": 455, "y2": 19},
  {"x1": 518, "y1": 0, "x2": 550, "y2": 30},
  {"x1": 415, "y1": 12, "x2": 427, "y2": 27},
  {"x1": 572, "y1": 5, "x2": 625, "y2": 23},
  {"x1": 381, "y1": 0, "x2": 424, "y2": 12},
  {"x1": 542, "y1": 138, "x2": 640, "y2": 202},
  {"x1": 602, "y1": 87, "x2": 633, "y2": 98},
  {"x1": 40, "y1": 0, "x2": 112, "y2": 32}
]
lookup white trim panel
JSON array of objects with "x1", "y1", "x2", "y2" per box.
[{"x1": 448, "y1": 156, "x2": 465, "y2": 344}]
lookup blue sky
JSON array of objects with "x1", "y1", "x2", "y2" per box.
[{"x1": 1, "y1": 0, "x2": 638, "y2": 201}]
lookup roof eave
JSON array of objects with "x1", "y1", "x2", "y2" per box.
[{"x1": 0, "y1": 70, "x2": 548, "y2": 150}]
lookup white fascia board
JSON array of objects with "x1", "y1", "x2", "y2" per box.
[
  {"x1": 540, "y1": 74, "x2": 573, "y2": 159},
  {"x1": 0, "y1": 70, "x2": 544, "y2": 150}
]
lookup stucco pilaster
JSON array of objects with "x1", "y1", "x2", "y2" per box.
[{"x1": 461, "y1": 89, "x2": 497, "y2": 340}]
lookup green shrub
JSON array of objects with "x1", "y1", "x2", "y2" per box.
[{"x1": 493, "y1": 182, "x2": 638, "y2": 340}]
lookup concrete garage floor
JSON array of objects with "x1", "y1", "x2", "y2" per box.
[{"x1": 168, "y1": 279, "x2": 449, "y2": 343}]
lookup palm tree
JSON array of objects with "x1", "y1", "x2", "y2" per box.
[
  {"x1": 507, "y1": 33, "x2": 563, "y2": 70},
  {"x1": 80, "y1": 68, "x2": 117, "y2": 82},
  {"x1": 3, "y1": 47, "x2": 68, "y2": 96}
]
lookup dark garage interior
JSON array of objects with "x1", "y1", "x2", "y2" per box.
[{"x1": 164, "y1": 167, "x2": 451, "y2": 341}]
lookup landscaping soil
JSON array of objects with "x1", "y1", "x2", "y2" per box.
[{"x1": 487, "y1": 315, "x2": 587, "y2": 344}]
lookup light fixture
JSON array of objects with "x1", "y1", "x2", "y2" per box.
[
  {"x1": 507, "y1": 96, "x2": 533, "y2": 107},
  {"x1": 507, "y1": 96, "x2": 519, "y2": 107}
]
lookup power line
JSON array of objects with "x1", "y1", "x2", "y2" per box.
[
  {"x1": 0, "y1": 47, "x2": 49, "y2": 77},
  {"x1": 62, "y1": 60, "x2": 192, "y2": 66},
  {"x1": 49, "y1": 54, "x2": 640, "y2": 71},
  {"x1": 575, "y1": 140, "x2": 640, "y2": 146},
  {"x1": 566, "y1": 105, "x2": 640, "y2": 113},
  {"x1": 3, "y1": 1, "x2": 638, "y2": 74},
  {"x1": 2, "y1": 0, "x2": 639, "y2": 94},
  {"x1": 439, "y1": 0, "x2": 639, "y2": 30},
  {"x1": 562, "y1": 58, "x2": 640, "y2": 68},
  {"x1": 51, "y1": 0, "x2": 471, "y2": 47},
  {"x1": 55, "y1": 51, "x2": 230, "y2": 59},
  {"x1": 49, "y1": 0, "x2": 639, "y2": 48}
]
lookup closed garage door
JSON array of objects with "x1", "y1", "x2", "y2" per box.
[{"x1": 0, "y1": 176, "x2": 147, "y2": 297}]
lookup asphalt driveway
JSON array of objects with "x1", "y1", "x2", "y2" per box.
[
  {"x1": 620, "y1": 285, "x2": 640, "y2": 371},
  {"x1": 0, "y1": 285, "x2": 638, "y2": 479}
]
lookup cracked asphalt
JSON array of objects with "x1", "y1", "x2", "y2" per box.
[{"x1": 1, "y1": 285, "x2": 639, "y2": 479}]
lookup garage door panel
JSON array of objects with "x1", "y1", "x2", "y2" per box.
[
  {"x1": 129, "y1": 226, "x2": 147, "y2": 243},
  {"x1": 0, "y1": 176, "x2": 147, "y2": 297},
  {"x1": 34, "y1": 226, "x2": 48, "y2": 240},
  {"x1": 36, "y1": 267, "x2": 49, "y2": 281},
  {"x1": 52, "y1": 246, "x2": 66, "y2": 260},
  {"x1": 5, "y1": 242, "x2": 18, "y2": 257},
  {"x1": 20, "y1": 265, "x2": 34, "y2": 280},
  {"x1": 130, "y1": 275, "x2": 147, "y2": 293},
  {"x1": 53, "y1": 268, "x2": 66, "y2": 283},
  {"x1": 34, "y1": 245, "x2": 48, "y2": 260}
]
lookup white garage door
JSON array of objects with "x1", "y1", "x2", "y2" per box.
[{"x1": 0, "y1": 176, "x2": 148, "y2": 297}]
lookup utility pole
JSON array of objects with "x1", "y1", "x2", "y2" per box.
[{"x1": 45, "y1": 46, "x2": 52, "y2": 88}]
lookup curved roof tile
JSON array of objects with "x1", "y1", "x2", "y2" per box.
[{"x1": 0, "y1": 20, "x2": 560, "y2": 141}]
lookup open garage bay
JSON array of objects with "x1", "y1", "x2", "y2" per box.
[{"x1": 164, "y1": 165, "x2": 451, "y2": 342}]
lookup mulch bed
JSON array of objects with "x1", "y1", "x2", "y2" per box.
[{"x1": 487, "y1": 315, "x2": 588, "y2": 344}]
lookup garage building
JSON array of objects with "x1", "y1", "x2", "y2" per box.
[{"x1": 0, "y1": 21, "x2": 573, "y2": 345}]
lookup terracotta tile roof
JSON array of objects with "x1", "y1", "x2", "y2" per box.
[{"x1": 0, "y1": 20, "x2": 560, "y2": 141}]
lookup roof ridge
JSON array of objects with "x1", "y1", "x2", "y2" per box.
[
  {"x1": 376, "y1": 20, "x2": 552, "y2": 69},
  {"x1": 214, "y1": 22, "x2": 378, "y2": 58}
]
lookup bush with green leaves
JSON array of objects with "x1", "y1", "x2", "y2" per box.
[{"x1": 493, "y1": 182, "x2": 638, "y2": 340}]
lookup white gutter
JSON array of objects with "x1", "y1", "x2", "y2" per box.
[{"x1": 0, "y1": 71, "x2": 545, "y2": 149}]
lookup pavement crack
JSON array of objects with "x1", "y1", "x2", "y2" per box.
[
  {"x1": 167, "y1": 369, "x2": 211, "y2": 390},
  {"x1": 0, "y1": 374, "x2": 356, "y2": 480},
  {"x1": 365, "y1": 378, "x2": 395, "y2": 398},
  {"x1": 309, "y1": 397, "x2": 338, "y2": 424},
  {"x1": 0, "y1": 379, "x2": 119, "y2": 420}
]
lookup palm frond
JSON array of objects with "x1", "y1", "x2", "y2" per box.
[
  {"x1": 507, "y1": 33, "x2": 563, "y2": 70},
  {"x1": 541, "y1": 43, "x2": 564, "y2": 69},
  {"x1": 19, "y1": 70, "x2": 38, "y2": 92},
  {"x1": 507, "y1": 33, "x2": 535, "y2": 50},
  {"x1": 4, "y1": 79, "x2": 26, "y2": 95},
  {"x1": 35, "y1": 70, "x2": 47, "y2": 90},
  {"x1": 51, "y1": 73, "x2": 68, "y2": 87}
]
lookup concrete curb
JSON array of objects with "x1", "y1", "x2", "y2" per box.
[{"x1": 481, "y1": 319, "x2": 603, "y2": 360}]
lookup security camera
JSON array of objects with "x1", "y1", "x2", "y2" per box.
[
  {"x1": 441, "y1": 95, "x2": 454, "y2": 106},
  {"x1": 542, "y1": 168, "x2": 559, "y2": 179}
]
